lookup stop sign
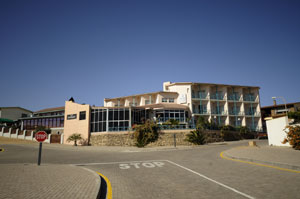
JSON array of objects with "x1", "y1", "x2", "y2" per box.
[{"x1": 35, "y1": 131, "x2": 48, "y2": 142}]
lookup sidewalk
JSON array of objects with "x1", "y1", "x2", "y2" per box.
[
  {"x1": 223, "y1": 141, "x2": 300, "y2": 171},
  {"x1": 0, "y1": 164, "x2": 100, "y2": 199}
]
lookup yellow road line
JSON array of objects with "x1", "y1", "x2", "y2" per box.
[
  {"x1": 220, "y1": 151, "x2": 300, "y2": 174},
  {"x1": 96, "y1": 172, "x2": 112, "y2": 199}
]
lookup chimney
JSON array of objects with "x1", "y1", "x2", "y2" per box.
[{"x1": 273, "y1": 99, "x2": 277, "y2": 106}]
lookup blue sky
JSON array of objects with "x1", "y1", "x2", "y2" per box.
[{"x1": 1, "y1": 0, "x2": 299, "y2": 111}]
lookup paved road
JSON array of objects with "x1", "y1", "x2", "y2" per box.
[{"x1": 1, "y1": 140, "x2": 300, "y2": 199}]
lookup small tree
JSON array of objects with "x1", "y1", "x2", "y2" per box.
[
  {"x1": 67, "y1": 133, "x2": 83, "y2": 146},
  {"x1": 283, "y1": 126, "x2": 300, "y2": 150},
  {"x1": 133, "y1": 120, "x2": 160, "y2": 147},
  {"x1": 185, "y1": 129, "x2": 206, "y2": 145}
]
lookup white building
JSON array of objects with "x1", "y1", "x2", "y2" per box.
[{"x1": 102, "y1": 82, "x2": 262, "y2": 132}]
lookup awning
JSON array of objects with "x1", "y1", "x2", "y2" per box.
[{"x1": 0, "y1": 118, "x2": 14, "y2": 123}]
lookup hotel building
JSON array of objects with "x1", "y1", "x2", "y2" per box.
[{"x1": 87, "y1": 82, "x2": 262, "y2": 134}]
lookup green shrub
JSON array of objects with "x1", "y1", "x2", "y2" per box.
[
  {"x1": 237, "y1": 126, "x2": 255, "y2": 139},
  {"x1": 133, "y1": 120, "x2": 160, "y2": 147},
  {"x1": 162, "y1": 119, "x2": 180, "y2": 129},
  {"x1": 221, "y1": 125, "x2": 241, "y2": 141},
  {"x1": 283, "y1": 125, "x2": 300, "y2": 150},
  {"x1": 67, "y1": 133, "x2": 83, "y2": 146},
  {"x1": 185, "y1": 129, "x2": 206, "y2": 145}
]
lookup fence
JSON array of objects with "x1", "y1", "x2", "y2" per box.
[{"x1": 0, "y1": 127, "x2": 62, "y2": 144}]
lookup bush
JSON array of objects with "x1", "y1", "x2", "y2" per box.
[
  {"x1": 238, "y1": 126, "x2": 256, "y2": 139},
  {"x1": 133, "y1": 120, "x2": 160, "y2": 147},
  {"x1": 67, "y1": 133, "x2": 83, "y2": 146},
  {"x1": 162, "y1": 119, "x2": 180, "y2": 129},
  {"x1": 283, "y1": 126, "x2": 300, "y2": 150},
  {"x1": 221, "y1": 125, "x2": 241, "y2": 141},
  {"x1": 185, "y1": 129, "x2": 206, "y2": 145}
]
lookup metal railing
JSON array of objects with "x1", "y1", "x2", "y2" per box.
[
  {"x1": 243, "y1": 95, "x2": 256, "y2": 102},
  {"x1": 245, "y1": 111, "x2": 261, "y2": 116},
  {"x1": 192, "y1": 93, "x2": 208, "y2": 100},
  {"x1": 210, "y1": 94, "x2": 225, "y2": 100},
  {"x1": 227, "y1": 95, "x2": 241, "y2": 101},
  {"x1": 228, "y1": 110, "x2": 244, "y2": 116},
  {"x1": 193, "y1": 110, "x2": 209, "y2": 115},
  {"x1": 211, "y1": 110, "x2": 227, "y2": 115}
]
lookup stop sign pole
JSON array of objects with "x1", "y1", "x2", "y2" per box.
[{"x1": 35, "y1": 131, "x2": 48, "y2": 166}]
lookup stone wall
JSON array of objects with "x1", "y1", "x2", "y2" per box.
[{"x1": 90, "y1": 129, "x2": 224, "y2": 147}]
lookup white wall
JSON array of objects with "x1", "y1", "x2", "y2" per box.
[{"x1": 266, "y1": 116, "x2": 290, "y2": 147}]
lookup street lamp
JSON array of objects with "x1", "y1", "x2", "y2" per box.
[{"x1": 272, "y1": 96, "x2": 288, "y2": 116}]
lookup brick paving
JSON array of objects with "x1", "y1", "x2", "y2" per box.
[
  {"x1": 0, "y1": 164, "x2": 100, "y2": 199},
  {"x1": 224, "y1": 141, "x2": 300, "y2": 170}
]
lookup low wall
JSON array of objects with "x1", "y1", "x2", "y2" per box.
[{"x1": 90, "y1": 130, "x2": 224, "y2": 147}]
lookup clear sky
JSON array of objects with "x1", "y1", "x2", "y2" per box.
[{"x1": 1, "y1": 0, "x2": 299, "y2": 111}]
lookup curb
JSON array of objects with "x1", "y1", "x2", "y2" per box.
[
  {"x1": 96, "y1": 172, "x2": 112, "y2": 199},
  {"x1": 223, "y1": 151, "x2": 300, "y2": 171}
]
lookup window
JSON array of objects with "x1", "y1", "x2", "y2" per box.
[
  {"x1": 169, "y1": 98, "x2": 174, "y2": 103},
  {"x1": 79, "y1": 111, "x2": 86, "y2": 120},
  {"x1": 162, "y1": 98, "x2": 168, "y2": 103}
]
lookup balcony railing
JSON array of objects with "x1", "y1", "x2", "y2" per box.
[
  {"x1": 211, "y1": 110, "x2": 227, "y2": 115},
  {"x1": 245, "y1": 111, "x2": 261, "y2": 116},
  {"x1": 193, "y1": 109, "x2": 209, "y2": 115},
  {"x1": 192, "y1": 93, "x2": 208, "y2": 100},
  {"x1": 243, "y1": 95, "x2": 256, "y2": 102},
  {"x1": 145, "y1": 100, "x2": 153, "y2": 105},
  {"x1": 227, "y1": 95, "x2": 241, "y2": 101},
  {"x1": 229, "y1": 110, "x2": 244, "y2": 116},
  {"x1": 210, "y1": 94, "x2": 225, "y2": 100},
  {"x1": 129, "y1": 102, "x2": 137, "y2": 107}
]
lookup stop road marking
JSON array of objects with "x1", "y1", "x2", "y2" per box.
[{"x1": 119, "y1": 162, "x2": 165, "y2": 169}]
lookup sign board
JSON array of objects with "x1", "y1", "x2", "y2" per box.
[
  {"x1": 67, "y1": 114, "x2": 77, "y2": 120},
  {"x1": 178, "y1": 94, "x2": 187, "y2": 104},
  {"x1": 35, "y1": 131, "x2": 47, "y2": 142}
]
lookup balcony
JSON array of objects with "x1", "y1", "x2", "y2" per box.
[
  {"x1": 243, "y1": 94, "x2": 257, "y2": 102},
  {"x1": 129, "y1": 102, "x2": 137, "y2": 107},
  {"x1": 145, "y1": 100, "x2": 153, "y2": 105},
  {"x1": 192, "y1": 93, "x2": 208, "y2": 100},
  {"x1": 229, "y1": 110, "x2": 244, "y2": 116},
  {"x1": 210, "y1": 94, "x2": 225, "y2": 101},
  {"x1": 211, "y1": 110, "x2": 227, "y2": 115},
  {"x1": 227, "y1": 95, "x2": 241, "y2": 101},
  {"x1": 193, "y1": 109, "x2": 209, "y2": 115},
  {"x1": 245, "y1": 111, "x2": 261, "y2": 117}
]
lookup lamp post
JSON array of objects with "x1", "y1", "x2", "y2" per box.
[{"x1": 272, "y1": 96, "x2": 288, "y2": 116}]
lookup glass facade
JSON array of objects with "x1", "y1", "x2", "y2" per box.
[
  {"x1": 155, "y1": 110, "x2": 187, "y2": 123},
  {"x1": 23, "y1": 117, "x2": 64, "y2": 130},
  {"x1": 91, "y1": 108, "x2": 130, "y2": 132}
]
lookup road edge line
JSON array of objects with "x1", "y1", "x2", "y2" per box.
[{"x1": 220, "y1": 151, "x2": 300, "y2": 174}]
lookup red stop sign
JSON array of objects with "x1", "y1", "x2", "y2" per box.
[{"x1": 35, "y1": 131, "x2": 48, "y2": 142}]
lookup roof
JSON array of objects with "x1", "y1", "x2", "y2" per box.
[
  {"x1": 166, "y1": 82, "x2": 260, "y2": 89},
  {"x1": 35, "y1": 106, "x2": 65, "y2": 113},
  {"x1": 261, "y1": 102, "x2": 300, "y2": 109},
  {"x1": 0, "y1": 107, "x2": 33, "y2": 113},
  {"x1": 104, "y1": 91, "x2": 178, "y2": 101}
]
